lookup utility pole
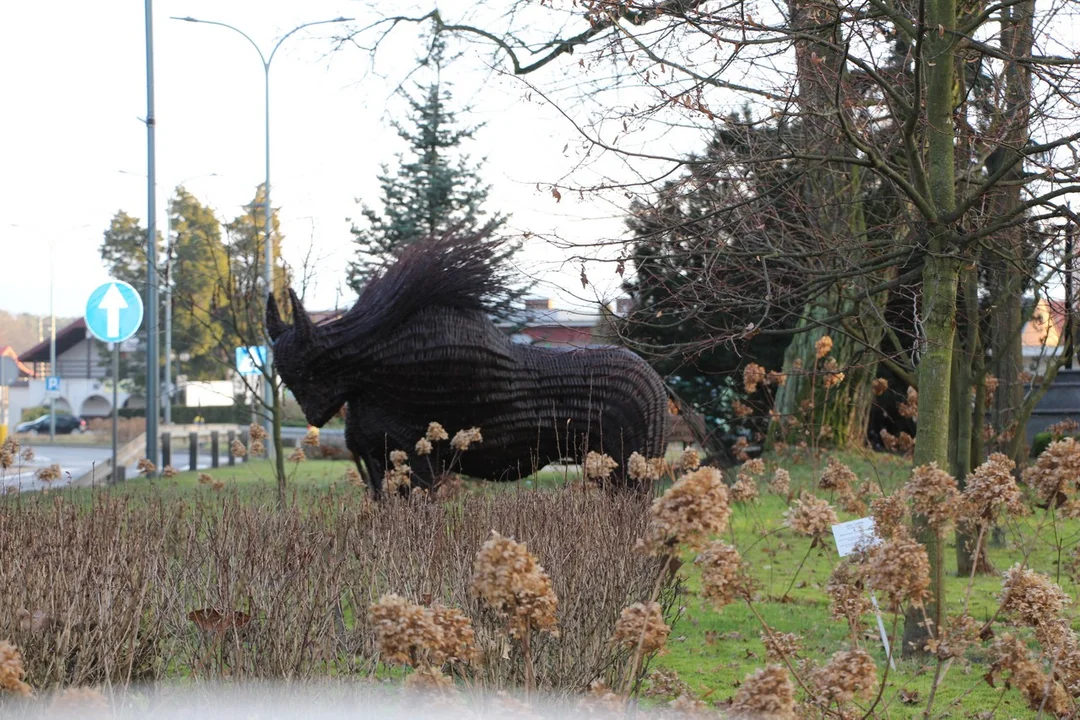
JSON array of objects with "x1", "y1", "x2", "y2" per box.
[{"x1": 144, "y1": 0, "x2": 159, "y2": 471}]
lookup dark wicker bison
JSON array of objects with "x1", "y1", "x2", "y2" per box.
[{"x1": 267, "y1": 232, "x2": 671, "y2": 497}]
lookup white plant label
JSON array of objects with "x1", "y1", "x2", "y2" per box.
[{"x1": 831, "y1": 516, "x2": 879, "y2": 557}]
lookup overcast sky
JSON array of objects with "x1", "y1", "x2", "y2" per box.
[{"x1": 0, "y1": 0, "x2": 707, "y2": 319}]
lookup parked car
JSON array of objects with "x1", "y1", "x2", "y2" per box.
[{"x1": 15, "y1": 414, "x2": 87, "y2": 435}]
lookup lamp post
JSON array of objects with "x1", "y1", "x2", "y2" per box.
[{"x1": 172, "y1": 14, "x2": 351, "y2": 452}]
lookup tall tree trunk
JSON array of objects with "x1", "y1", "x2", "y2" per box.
[{"x1": 903, "y1": 0, "x2": 959, "y2": 655}]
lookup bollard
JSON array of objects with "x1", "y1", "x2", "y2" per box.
[
  {"x1": 211, "y1": 431, "x2": 220, "y2": 469},
  {"x1": 227, "y1": 430, "x2": 236, "y2": 467},
  {"x1": 189, "y1": 432, "x2": 198, "y2": 472},
  {"x1": 113, "y1": 465, "x2": 126, "y2": 484},
  {"x1": 161, "y1": 432, "x2": 172, "y2": 470}
]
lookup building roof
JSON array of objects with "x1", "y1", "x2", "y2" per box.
[
  {"x1": 0, "y1": 346, "x2": 34, "y2": 377},
  {"x1": 19, "y1": 318, "x2": 90, "y2": 363}
]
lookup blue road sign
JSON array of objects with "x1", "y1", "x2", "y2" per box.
[
  {"x1": 45, "y1": 376, "x2": 60, "y2": 392},
  {"x1": 235, "y1": 346, "x2": 267, "y2": 376},
  {"x1": 85, "y1": 281, "x2": 144, "y2": 343}
]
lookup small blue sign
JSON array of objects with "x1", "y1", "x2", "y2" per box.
[
  {"x1": 236, "y1": 346, "x2": 267, "y2": 376},
  {"x1": 85, "y1": 281, "x2": 144, "y2": 343},
  {"x1": 45, "y1": 376, "x2": 60, "y2": 392}
]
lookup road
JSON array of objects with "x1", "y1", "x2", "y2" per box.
[{"x1": 1, "y1": 443, "x2": 221, "y2": 494}]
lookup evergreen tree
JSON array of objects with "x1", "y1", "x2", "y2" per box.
[{"x1": 346, "y1": 36, "x2": 513, "y2": 296}]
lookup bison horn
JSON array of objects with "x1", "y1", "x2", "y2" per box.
[
  {"x1": 288, "y1": 287, "x2": 315, "y2": 342},
  {"x1": 265, "y1": 292, "x2": 287, "y2": 342}
]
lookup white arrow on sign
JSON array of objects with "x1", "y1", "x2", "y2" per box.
[{"x1": 99, "y1": 283, "x2": 128, "y2": 339}]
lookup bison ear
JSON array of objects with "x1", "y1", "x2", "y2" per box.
[
  {"x1": 266, "y1": 292, "x2": 287, "y2": 342},
  {"x1": 288, "y1": 287, "x2": 315, "y2": 343}
]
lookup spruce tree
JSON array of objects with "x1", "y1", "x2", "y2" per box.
[{"x1": 346, "y1": 36, "x2": 512, "y2": 295}]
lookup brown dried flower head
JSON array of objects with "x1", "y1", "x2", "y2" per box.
[
  {"x1": 627, "y1": 451, "x2": 660, "y2": 483},
  {"x1": 470, "y1": 531, "x2": 558, "y2": 638},
  {"x1": 428, "y1": 604, "x2": 480, "y2": 665},
  {"x1": 162, "y1": 465, "x2": 178, "y2": 479},
  {"x1": 612, "y1": 601, "x2": 670, "y2": 655},
  {"x1": 926, "y1": 613, "x2": 979, "y2": 660},
  {"x1": 1022, "y1": 437, "x2": 1080, "y2": 506},
  {"x1": 403, "y1": 666, "x2": 455, "y2": 695},
  {"x1": 0, "y1": 640, "x2": 31, "y2": 696},
  {"x1": 729, "y1": 664, "x2": 797, "y2": 720},
  {"x1": 991, "y1": 634, "x2": 1072, "y2": 716},
  {"x1": 767, "y1": 369, "x2": 787, "y2": 387},
  {"x1": 369, "y1": 594, "x2": 441, "y2": 666},
  {"x1": 415, "y1": 438, "x2": 433, "y2": 456},
  {"x1": 301, "y1": 427, "x2": 320, "y2": 447},
  {"x1": 19, "y1": 447, "x2": 34, "y2": 462},
  {"x1": 815, "y1": 335, "x2": 833, "y2": 360},
  {"x1": 732, "y1": 399, "x2": 753, "y2": 418},
  {"x1": 812, "y1": 649, "x2": 877, "y2": 704},
  {"x1": 743, "y1": 363, "x2": 766, "y2": 394},
  {"x1": 1000, "y1": 564, "x2": 1070, "y2": 627},
  {"x1": 826, "y1": 559, "x2": 871, "y2": 628},
  {"x1": 642, "y1": 466, "x2": 731, "y2": 554},
  {"x1": 287, "y1": 447, "x2": 306, "y2": 463},
  {"x1": 450, "y1": 427, "x2": 483, "y2": 452},
  {"x1": 1048, "y1": 417, "x2": 1080, "y2": 440},
  {"x1": 344, "y1": 466, "x2": 364, "y2": 487},
  {"x1": 983, "y1": 374, "x2": 1000, "y2": 399},
  {"x1": 897, "y1": 386, "x2": 918, "y2": 420},
  {"x1": 35, "y1": 464, "x2": 62, "y2": 483},
  {"x1": 869, "y1": 491, "x2": 909, "y2": 540},
  {"x1": 760, "y1": 631, "x2": 803, "y2": 663},
  {"x1": 426, "y1": 422, "x2": 449, "y2": 442},
  {"x1": 866, "y1": 537, "x2": 930, "y2": 609},
  {"x1": 768, "y1": 468, "x2": 791, "y2": 498},
  {"x1": 783, "y1": 492, "x2": 837, "y2": 538},
  {"x1": 584, "y1": 451, "x2": 619, "y2": 482},
  {"x1": 871, "y1": 377, "x2": 889, "y2": 396},
  {"x1": 249, "y1": 439, "x2": 265, "y2": 456},
  {"x1": 905, "y1": 462, "x2": 961, "y2": 529},
  {"x1": 731, "y1": 474, "x2": 759, "y2": 503},
  {"x1": 390, "y1": 449, "x2": 409, "y2": 468},
  {"x1": 962, "y1": 453, "x2": 1024, "y2": 524},
  {"x1": 822, "y1": 357, "x2": 844, "y2": 388},
  {"x1": 248, "y1": 423, "x2": 267, "y2": 441},
  {"x1": 742, "y1": 458, "x2": 766, "y2": 476},
  {"x1": 135, "y1": 458, "x2": 156, "y2": 476},
  {"x1": 678, "y1": 448, "x2": 701, "y2": 473},
  {"x1": 197, "y1": 472, "x2": 214, "y2": 486},
  {"x1": 819, "y1": 457, "x2": 857, "y2": 493},
  {"x1": 385, "y1": 464, "x2": 412, "y2": 495},
  {"x1": 696, "y1": 540, "x2": 752, "y2": 608}
]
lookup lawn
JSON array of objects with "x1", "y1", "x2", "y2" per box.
[{"x1": 4, "y1": 447, "x2": 1075, "y2": 718}]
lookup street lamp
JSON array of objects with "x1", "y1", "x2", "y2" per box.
[{"x1": 172, "y1": 14, "x2": 351, "y2": 451}]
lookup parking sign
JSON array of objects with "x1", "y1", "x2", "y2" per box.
[{"x1": 235, "y1": 346, "x2": 267, "y2": 376}]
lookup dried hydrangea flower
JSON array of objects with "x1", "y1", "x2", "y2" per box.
[
  {"x1": 370, "y1": 594, "x2": 441, "y2": 666},
  {"x1": 403, "y1": 665, "x2": 455, "y2": 694},
  {"x1": 991, "y1": 634, "x2": 1072, "y2": 716},
  {"x1": 135, "y1": 458, "x2": 156, "y2": 476},
  {"x1": 249, "y1": 439, "x2": 265, "y2": 456},
  {"x1": 642, "y1": 467, "x2": 731, "y2": 554},
  {"x1": 905, "y1": 462, "x2": 961, "y2": 529},
  {"x1": 428, "y1": 604, "x2": 479, "y2": 665},
  {"x1": 197, "y1": 472, "x2": 214, "y2": 485},
  {"x1": 627, "y1": 452, "x2": 659, "y2": 483},
  {"x1": 869, "y1": 491, "x2": 909, "y2": 540},
  {"x1": 248, "y1": 423, "x2": 268, "y2": 441},
  {"x1": 815, "y1": 335, "x2": 833, "y2": 360},
  {"x1": 583, "y1": 451, "x2": 619, "y2": 482},
  {"x1": 897, "y1": 387, "x2": 918, "y2": 420},
  {"x1": 1000, "y1": 564, "x2": 1070, "y2": 627},
  {"x1": 819, "y1": 457, "x2": 857, "y2": 493},
  {"x1": 926, "y1": 613, "x2": 979, "y2": 660},
  {"x1": 729, "y1": 665, "x2": 797, "y2": 720},
  {"x1": 742, "y1": 458, "x2": 766, "y2": 476},
  {"x1": 768, "y1": 468, "x2": 791, "y2": 498},
  {"x1": 425, "y1": 422, "x2": 449, "y2": 442},
  {"x1": 19, "y1": 447, "x2": 34, "y2": 463},
  {"x1": 415, "y1": 438, "x2": 433, "y2": 456},
  {"x1": 696, "y1": 540, "x2": 752, "y2": 608},
  {"x1": 1022, "y1": 437, "x2": 1080, "y2": 506},
  {"x1": 162, "y1": 465, "x2": 178, "y2": 479},
  {"x1": 743, "y1": 363, "x2": 766, "y2": 394},
  {"x1": 730, "y1": 474, "x2": 759, "y2": 503},
  {"x1": 783, "y1": 492, "x2": 837, "y2": 538},
  {"x1": 822, "y1": 357, "x2": 844, "y2": 388},
  {"x1": 385, "y1": 465, "x2": 412, "y2": 494},
  {"x1": 35, "y1": 464, "x2": 62, "y2": 483},
  {"x1": 287, "y1": 447, "x2": 306, "y2": 463},
  {"x1": 450, "y1": 427, "x2": 483, "y2": 452},
  {"x1": 612, "y1": 601, "x2": 670, "y2": 655},
  {"x1": 678, "y1": 448, "x2": 701, "y2": 472},
  {"x1": 470, "y1": 531, "x2": 558, "y2": 638},
  {"x1": 732, "y1": 400, "x2": 753, "y2": 418},
  {"x1": 301, "y1": 427, "x2": 320, "y2": 447},
  {"x1": 760, "y1": 631, "x2": 803, "y2": 663},
  {"x1": 871, "y1": 378, "x2": 889, "y2": 396},
  {"x1": 390, "y1": 450, "x2": 409, "y2": 468},
  {"x1": 0, "y1": 640, "x2": 31, "y2": 696},
  {"x1": 962, "y1": 453, "x2": 1024, "y2": 524},
  {"x1": 826, "y1": 559, "x2": 871, "y2": 628},
  {"x1": 812, "y1": 649, "x2": 877, "y2": 704},
  {"x1": 230, "y1": 439, "x2": 247, "y2": 458},
  {"x1": 767, "y1": 370, "x2": 787, "y2": 387},
  {"x1": 866, "y1": 537, "x2": 930, "y2": 610}
]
